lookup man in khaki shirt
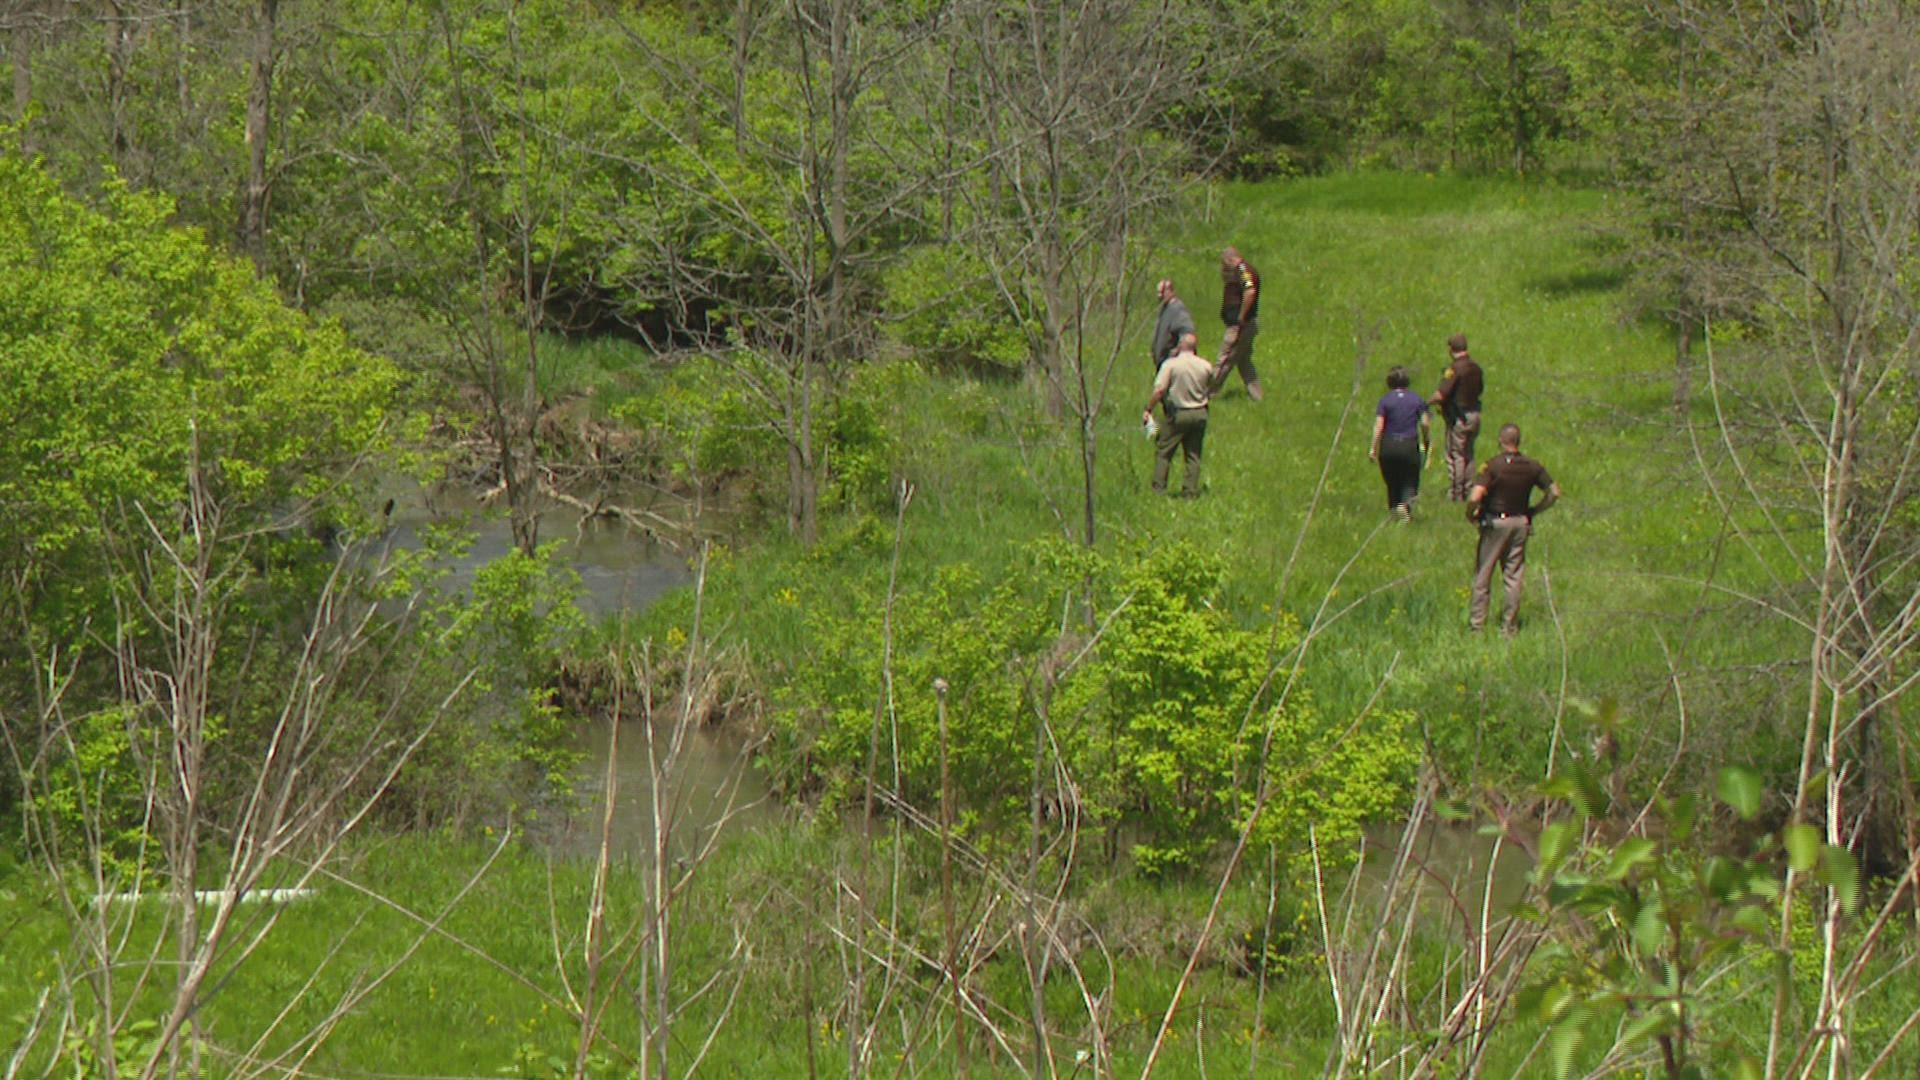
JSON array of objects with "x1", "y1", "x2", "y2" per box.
[{"x1": 1143, "y1": 332, "x2": 1213, "y2": 497}]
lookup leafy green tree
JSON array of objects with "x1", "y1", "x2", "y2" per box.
[
  {"x1": 1598, "y1": 6, "x2": 1920, "y2": 1069},
  {"x1": 590, "y1": 0, "x2": 960, "y2": 546},
  {"x1": 0, "y1": 140, "x2": 606, "y2": 1076},
  {"x1": 0, "y1": 149, "x2": 399, "y2": 644},
  {"x1": 10, "y1": 1, "x2": 257, "y2": 235},
  {"x1": 940, "y1": 0, "x2": 1223, "y2": 553},
  {"x1": 209, "y1": 0, "x2": 638, "y2": 550},
  {"x1": 0, "y1": 142, "x2": 414, "y2": 1074}
]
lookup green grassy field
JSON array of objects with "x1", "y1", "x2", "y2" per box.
[
  {"x1": 3, "y1": 173, "x2": 1877, "y2": 1077},
  {"x1": 651, "y1": 171, "x2": 1798, "y2": 789}
]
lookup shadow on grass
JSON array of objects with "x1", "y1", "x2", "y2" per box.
[{"x1": 1529, "y1": 267, "x2": 1628, "y2": 298}]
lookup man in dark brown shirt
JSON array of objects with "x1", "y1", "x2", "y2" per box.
[
  {"x1": 1213, "y1": 246, "x2": 1264, "y2": 401},
  {"x1": 1430, "y1": 333, "x2": 1484, "y2": 501},
  {"x1": 1465, "y1": 423, "x2": 1561, "y2": 634}
]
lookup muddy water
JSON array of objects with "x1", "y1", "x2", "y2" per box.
[
  {"x1": 379, "y1": 489, "x2": 693, "y2": 616},
  {"x1": 1354, "y1": 820, "x2": 1535, "y2": 926},
  {"x1": 552, "y1": 719, "x2": 771, "y2": 861},
  {"x1": 382, "y1": 486, "x2": 774, "y2": 857}
]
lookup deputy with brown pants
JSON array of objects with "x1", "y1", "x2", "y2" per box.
[
  {"x1": 1466, "y1": 423, "x2": 1561, "y2": 634},
  {"x1": 1430, "y1": 333, "x2": 1483, "y2": 501},
  {"x1": 1144, "y1": 333, "x2": 1213, "y2": 497},
  {"x1": 1214, "y1": 247, "x2": 1264, "y2": 401}
]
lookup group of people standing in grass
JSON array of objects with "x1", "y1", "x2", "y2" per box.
[
  {"x1": 1143, "y1": 257, "x2": 1563, "y2": 634},
  {"x1": 1141, "y1": 247, "x2": 1264, "y2": 498},
  {"x1": 1367, "y1": 332, "x2": 1562, "y2": 634}
]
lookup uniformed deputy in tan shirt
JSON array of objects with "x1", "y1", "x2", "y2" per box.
[{"x1": 1144, "y1": 332, "x2": 1213, "y2": 497}]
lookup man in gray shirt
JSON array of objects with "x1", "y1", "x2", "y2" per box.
[
  {"x1": 1150, "y1": 278, "x2": 1196, "y2": 370},
  {"x1": 1144, "y1": 332, "x2": 1213, "y2": 497}
]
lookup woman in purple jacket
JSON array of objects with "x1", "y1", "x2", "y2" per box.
[{"x1": 1369, "y1": 366, "x2": 1431, "y2": 521}]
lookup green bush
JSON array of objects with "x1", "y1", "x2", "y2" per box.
[
  {"x1": 609, "y1": 355, "x2": 783, "y2": 491},
  {"x1": 825, "y1": 361, "x2": 925, "y2": 514},
  {"x1": 442, "y1": 542, "x2": 590, "y2": 800},
  {"x1": 1521, "y1": 748, "x2": 1867, "y2": 1079},
  {"x1": 881, "y1": 246, "x2": 1028, "y2": 374},
  {"x1": 769, "y1": 538, "x2": 1419, "y2": 874}
]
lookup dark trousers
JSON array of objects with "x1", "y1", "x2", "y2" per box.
[
  {"x1": 1152, "y1": 406, "x2": 1208, "y2": 496},
  {"x1": 1378, "y1": 436, "x2": 1422, "y2": 510}
]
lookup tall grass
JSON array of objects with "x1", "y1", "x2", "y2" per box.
[
  {"x1": 535, "y1": 333, "x2": 667, "y2": 411},
  {"x1": 0, "y1": 832, "x2": 1575, "y2": 1076},
  {"x1": 12, "y1": 827, "x2": 1894, "y2": 1076}
]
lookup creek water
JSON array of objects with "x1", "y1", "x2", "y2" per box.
[
  {"x1": 1352, "y1": 819, "x2": 1534, "y2": 927},
  {"x1": 552, "y1": 718, "x2": 770, "y2": 861},
  {"x1": 382, "y1": 487, "x2": 774, "y2": 859},
  {"x1": 379, "y1": 488, "x2": 693, "y2": 617}
]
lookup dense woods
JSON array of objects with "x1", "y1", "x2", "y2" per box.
[{"x1": 2, "y1": 1, "x2": 1919, "y2": 1077}]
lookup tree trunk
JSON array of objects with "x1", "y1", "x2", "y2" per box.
[
  {"x1": 1023, "y1": 668, "x2": 1055, "y2": 1080},
  {"x1": 1670, "y1": 316, "x2": 1693, "y2": 414},
  {"x1": 825, "y1": 0, "x2": 850, "y2": 360},
  {"x1": 175, "y1": 1, "x2": 190, "y2": 114},
  {"x1": 940, "y1": 57, "x2": 955, "y2": 240},
  {"x1": 105, "y1": 0, "x2": 132, "y2": 172},
  {"x1": 787, "y1": 390, "x2": 819, "y2": 547},
  {"x1": 808, "y1": 0, "x2": 851, "y2": 552},
  {"x1": 508, "y1": 3, "x2": 543, "y2": 558},
  {"x1": 730, "y1": 0, "x2": 753, "y2": 155},
  {"x1": 438, "y1": 2, "x2": 537, "y2": 555},
  {"x1": 1079, "y1": 406, "x2": 1096, "y2": 549},
  {"x1": 8, "y1": 2, "x2": 31, "y2": 142},
  {"x1": 239, "y1": 0, "x2": 278, "y2": 273},
  {"x1": 1506, "y1": 0, "x2": 1529, "y2": 177},
  {"x1": 1039, "y1": 253, "x2": 1067, "y2": 418}
]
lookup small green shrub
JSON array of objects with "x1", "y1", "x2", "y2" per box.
[
  {"x1": 769, "y1": 537, "x2": 1419, "y2": 874},
  {"x1": 881, "y1": 245, "x2": 1028, "y2": 373},
  {"x1": 18, "y1": 706, "x2": 151, "y2": 885},
  {"x1": 609, "y1": 355, "x2": 782, "y2": 491},
  {"x1": 454, "y1": 543, "x2": 591, "y2": 798},
  {"x1": 824, "y1": 362, "x2": 925, "y2": 514}
]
